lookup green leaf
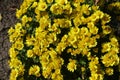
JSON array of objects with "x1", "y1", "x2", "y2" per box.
[
  {"x1": 80, "y1": 60, "x2": 86, "y2": 65},
  {"x1": 77, "y1": 77, "x2": 82, "y2": 80}
]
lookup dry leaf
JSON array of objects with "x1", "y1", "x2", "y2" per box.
[
  {"x1": 95, "y1": 0, "x2": 100, "y2": 5},
  {"x1": 94, "y1": 0, "x2": 109, "y2": 5},
  {"x1": 0, "y1": 13, "x2": 2, "y2": 21}
]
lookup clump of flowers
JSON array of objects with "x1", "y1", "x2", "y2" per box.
[
  {"x1": 108, "y1": 1, "x2": 120, "y2": 15},
  {"x1": 8, "y1": 0, "x2": 120, "y2": 80}
]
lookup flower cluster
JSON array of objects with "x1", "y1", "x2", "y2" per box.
[
  {"x1": 8, "y1": 0, "x2": 120, "y2": 80},
  {"x1": 108, "y1": 1, "x2": 120, "y2": 14}
]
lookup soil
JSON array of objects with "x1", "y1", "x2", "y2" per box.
[{"x1": 0, "y1": 0, "x2": 22, "y2": 80}]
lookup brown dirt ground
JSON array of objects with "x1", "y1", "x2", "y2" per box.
[{"x1": 0, "y1": 0, "x2": 22, "y2": 80}]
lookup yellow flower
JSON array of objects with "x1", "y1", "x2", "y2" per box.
[
  {"x1": 21, "y1": 15, "x2": 28, "y2": 26},
  {"x1": 56, "y1": 42, "x2": 67, "y2": 54},
  {"x1": 105, "y1": 68, "x2": 114, "y2": 75},
  {"x1": 49, "y1": 48, "x2": 57, "y2": 59},
  {"x1": 61, "y1": 34, "x2": 68, "y2": 42},
  {"x1": 35, "y1": 7, "x2": 40, "y2": 15},
  {"x1": 9, "y1": 47, "x2": 18, "y2": 58},
  {"x1": 26, "y1": 35, "x2": 36, "y2": 46},
  {"x1": 80, "y1": 27, "x2": 89, "y2": 35},
  {"x1": 82, "y1": 48, "x2": 90, "y2": 56},
  {"x1": 71, "y1": 48, "x2": 81, "y2": 56},
  {"x1": 50, "y1": 3, "x2": 63, "y2": 15},
  {"x1": 102, "y1": 25, "x2": 112, "y2": 35},
  {"x1": 80, "y1": 0, "x2": 85, "y2": 3},
  {"x1": 51, "y1": 69, "x2": 63, "y2": 80},
  {"x1": 56, "y1": 74, "x2": 63, "y2": 80},
  {"x1": 31, "y1": 2, "x2": 38, "y2": 8},
  {"x1": 10, "y1": 69, "x2": 19, "y2": 80},
  {"x1": 94, "y1": 34, "x2": 100, "y2": 39},
  {"x1": 18, "y1": 65, "x2": 25, "y2": 75},
  {"x1": 73, "y1": 17, "x2": 82, "y2": 27},
  {"x1": 39, "y1": 16, "x2": 50, "y2": 29},
  {"x1": 27, "y1": 49, "x2": 34, "y2": 58},
  {"x1": 108, "y1": 2, "x2": 120, "y2": 14},
  {"x1": 101, "y1": 13, "x2": 111, "y2": 25},
  {"x1": 68, "y1": 35, "x2": 77, "y2": 45},
  {"x1": 29, "y1": 65, "x2": 41, "y2": 77},
  {"x1": 78, "y1": 40, "x2": 87, "y2": 49},
  {"x1": 33, "y1": 46, "x2": 42, "y2": 56},
  {"x1": 56, "y1": 0, "x2": 68, "y2": 5},
  {"x1": 42, "y1": 62, "x2": 54, "y2": 78},
  {"x1": 46, "y1": 33, "x2": 57, "y2": 44},
  {"x1": 13, "y1": 23, "x2": 26, "y2": 37},
  {"x1": 67, "y1": 59, "x2": 77, "y2": 72},
  {"x1": 35, "y1": 27, "x2": 44, "y2": 38},
  {"x1": 81, "y1": 67, "x2": 85, "y2": 72},
  {"x1": 9, "y1": 58, "x2": 22, "y2": 69},
  {"x1": 52, "y1": 57, "x2": 64, "y2": 69},
  {"x1": 14, "y1": 40, "x2": 24, "y2": 50},
  {"x1": 101, "y1": 53, "x2": 119, "y2": 67},
  {"x1": 16, "y1": 9, "x2": 22, "y2": 18},
  {"x1": 110, "y1": 37, "x2": 119, "y2": 47},
  {"x1": 110, "y1": 47, "x2": 119, "y2": 54},
  {"x1": 63, "y1": 3, "x2": 72, "y2": 14},
  {"x1": 91, "y1": 5, "x2": 99, "y2": 11},
  {"x1": 15, "y1": 23, "x2": 22, "y2": 30},
  {"x1": 102, "y1": 42, "x2": 111, "y2": 53},
  {"x1": 95, "y1": 10, "x2": 104, "y2": 19},
  {"x1": 88, "y1": 38, "x2": 97, "y2": 48},
  {"x1": 40, "y1": 52, "x2": 50, "y2": 69},
  {"x1": 89, "y1": 13, "x2": 99, "y2": 22},
  {"x1": 25, "y1": 0, "x2": 34, "y2": 5},
  {"x1": 28, "y1": 17, "x2": 32, "y2": 22},
  {"x1": 35, "y1": 12, "x2": 41, "y2": 21},
  {"x1": 81, "y1": 16, "x2": 90, "y2": 24},
  {"x1": 81, "y1": 4, "x2": 90, "y2": 15},
  {"x1": 47, "y1": 0, "x2": 53, "y2": 3},
  {"x1": 8, "y1": 27, "x2": 15, "y2": 35},
  {"x1": 89, "y1": 73, "x2": 104, "y2": 80},
  {"x1": 70, "y1": 27, "x2": 80, "y2": 35},
  {"x1": 59, "y1": 19, "x2": 72, "y2": 28},
  {"x1": 48, "y1": 23, "x2": 58, "y2": 31},
  {"x1": 87, "y1": 22, "x2": 94, "y2": 29},
  {"x1": 9, "y1": 32, "x2": 18, "y2": 42},
  {"x1": 73, "y1": 0, "x2": 85, "y2": 5},
  {"x1": 89, "y1": 57, "x2": 99, "y2": 72},
  {"x1": 42, "y1": 70, "x2": 51, "y2": 78},
  {"x1": 37, "y1": 2, "x2": 47, "y2": 11}
]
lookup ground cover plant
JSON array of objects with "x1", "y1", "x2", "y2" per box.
[{"x1": 8, "y1": 0, "x2": 120, "y2": 80}]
